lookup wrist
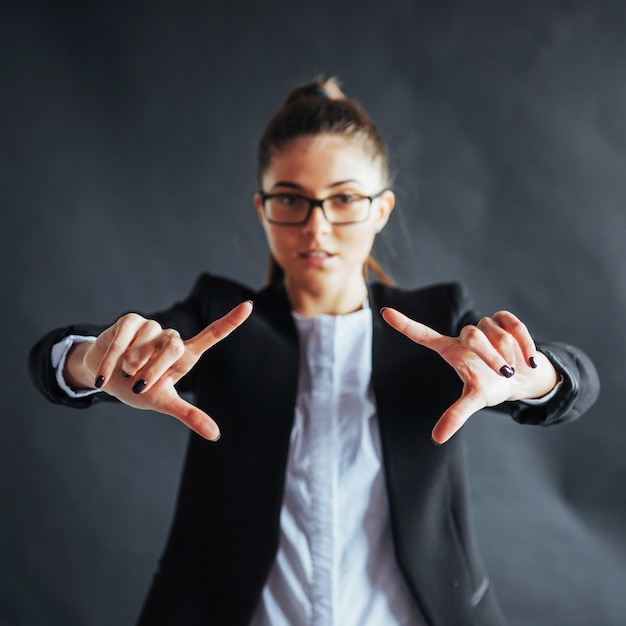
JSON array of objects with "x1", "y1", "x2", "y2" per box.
[
  {"x1": 516, "y1": 351, "x2": 559, "y2": 401},
  {"x1": 64, "y1": 340, "x2": 96, "y2": 391}
]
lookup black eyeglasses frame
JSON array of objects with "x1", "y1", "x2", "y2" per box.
[{"x1": 258, "y1": 190, "x2": 386, "y2": 226}]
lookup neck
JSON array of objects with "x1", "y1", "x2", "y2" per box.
[{"x1": 285, "y1": 276, "x2": 368, "y2": 316}]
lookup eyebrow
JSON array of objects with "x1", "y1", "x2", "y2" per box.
[{"x1": 269, "y1": 179, "x2": 364, "y2": 191}]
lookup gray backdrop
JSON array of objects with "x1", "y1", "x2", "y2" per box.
[{"x1": 3, "y1": 1, "x2": 625, "y2": 624}]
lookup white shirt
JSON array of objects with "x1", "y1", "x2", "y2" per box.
[{"x1": 249, "y1": 303, "x2": 426, "y2": 626}]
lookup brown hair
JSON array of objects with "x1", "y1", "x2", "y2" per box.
[{"x1": 258, "y1": 78, "x2": 393, "y2": 286}]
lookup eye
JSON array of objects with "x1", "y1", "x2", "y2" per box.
[
  {"x1": 331, "y1": 193, "x2": 365, "y2": 207},
  {"x1": 275, "y1": 194, "x2": 299, "y2": 206},
  {"x1": 333, "y1": 193, "x2": 363, "y2": 205}
]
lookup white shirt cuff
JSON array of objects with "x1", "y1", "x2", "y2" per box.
[{"x1": 51, "y1": 335, "x2": 101, "y2": 398}]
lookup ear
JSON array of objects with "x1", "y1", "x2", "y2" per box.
[
  {"x1": 374, "y1": 190, "x2": 395, "y2": 233},
  {"x1": 254, "y1": 192, "x2": 265, "y2": 223}
]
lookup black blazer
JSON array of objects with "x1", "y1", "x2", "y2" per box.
[{"x1": 29, "y1": 274, "x2": 600, "y2": 626}]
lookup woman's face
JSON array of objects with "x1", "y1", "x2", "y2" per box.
[{"x1": 255, "y1": 134, "x2": 394, "y2": 300}]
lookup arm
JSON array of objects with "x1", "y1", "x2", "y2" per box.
[
  {"x1": 29, "y1": 288, "x2": 253, "y2": 440},
  {"x1": 381, "y1": 307, "x2": 599, "y2": 443},
  {"x1": 29, "y1": 272, "x2": 221, "y2": 407}
]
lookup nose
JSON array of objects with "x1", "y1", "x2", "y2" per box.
[{"x1": 303, "y1": 205, "x2": 332, "y2": 233}]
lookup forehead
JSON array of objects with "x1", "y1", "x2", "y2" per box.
[{"x1": 264, "y1": 134, "x2": 384, "y2": 189}]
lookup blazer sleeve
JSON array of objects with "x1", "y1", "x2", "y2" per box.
[
  {"x1": 505, "y1": 340, "x2": 600, "y2": 426},
  {"x1": 29, "y1": 321, "x2": 113, "y2": 409}
]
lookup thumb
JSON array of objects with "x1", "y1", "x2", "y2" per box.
[
  {"x1": 431, "y1": 389, "x2": 485, "y2": 444},
  {"x1": 160, "y1": 394, "x2": 222, "y2": 441}
]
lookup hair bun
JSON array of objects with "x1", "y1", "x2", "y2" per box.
[
  {"x1": 301, "y1": 84, "x2": 331, "y2": 98},
  {"x1": 283, "y1": 77, "x2": 345, "y2": 106}
]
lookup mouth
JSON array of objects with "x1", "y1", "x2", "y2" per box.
[
  {"x1": 299, "y1": 250, "x2": 336, "y2": 266},
  {"x1": 301, "y1": 250, "x2": 333, "y2": 258}
]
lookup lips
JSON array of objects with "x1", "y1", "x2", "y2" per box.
[
  {"x1": 300, "y1": 249, "x2": 336, "y2": 266},
  {"x1": 301, "y1": 250, "x2": 334, "y2": 258}
]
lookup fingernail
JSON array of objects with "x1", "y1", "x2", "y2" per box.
[
  {"x1": 212, "y1": 432, "x2": 222, "y2": 442},
  {"x1": 431, "y1": 437, "x2": 442, "y2": 446},
  {"x1": 380, "y1": 307, "x2": 388, "y2": 315},
  {"x1": 500, "y1": 365, "x2": 515, "y2": 378},
  {"x1": 246, "y1": 299, "x2": 254, "y2": 306},
  {"x1": 121, "y1": 370, "x2": 131, "y2": 378},
  {"x1": 529, "y1": 356, "x2": 537, "y2": 369},
  {"x1": 95, "y1": 375, "x2": 105, "y2": 389},
  {"x1": 132, "y1": 379, "x2": 147, "y2": 394}
]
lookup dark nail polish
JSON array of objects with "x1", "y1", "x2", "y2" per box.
[
  {"x1": 529, "y1": 356, "x2": 538, "y2": 369},
  {"x1": 500, "y1": 365, "x2": 515, "y2": 378},
  {"x1": 95, "y1": 375, "x2": 105, "y2": 389},
  {"x1": 132, "y1": 379, "x2": 147, "y2": 394}
]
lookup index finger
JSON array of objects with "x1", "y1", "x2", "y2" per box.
[
  {"x1": 381, "y1": 307, "x2": 446, "y2": 350},
  {"x1": 186, "y1": 300, "x2": 253, "y2": 356}
]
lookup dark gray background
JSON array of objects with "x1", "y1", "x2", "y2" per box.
[{"x1": 3, "y1": 1, "x2": 625, "y2": 624}]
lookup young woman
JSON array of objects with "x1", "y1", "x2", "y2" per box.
[{"x1": 29, "y1": 79, "x2": 599, "y2": 626}]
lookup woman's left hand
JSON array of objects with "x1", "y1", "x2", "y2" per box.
[{"x1": 381, "y1": 308, "x2": 559, "y2": 444}]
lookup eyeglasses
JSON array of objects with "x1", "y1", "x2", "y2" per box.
[{"x1": 258, "y1": 190, "x2": 386, "y2": 225}]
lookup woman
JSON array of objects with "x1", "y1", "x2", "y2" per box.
[{"x1": 29, "y1": 79, "x2": 599, "y2": 625}]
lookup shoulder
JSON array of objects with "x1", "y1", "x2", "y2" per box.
[
  {"x1": 370, "y1": 281, "x2": 477, "y2": 335},
  {"x1": 186, "y1": 272, "x2": 256, "y2": 314},
  {"x1": 370, "y1": 281, "x2": 471, "y2": 311},
  {"x1": 187, "y1": 273, "x2": 292, "y2": 328},
  {"x1": 151, "y1": 273, "x2": 259, "y2": 333},
  {"x1": 190, "y1": 272, "x2": 255, "y2": 299},
  {"x1": 190, "y1": 273, "x2": 289, "y2": 306}
]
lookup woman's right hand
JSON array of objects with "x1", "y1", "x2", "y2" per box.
[{"x1": 64, "y1": 301, "x2": 253, "y2": 440}]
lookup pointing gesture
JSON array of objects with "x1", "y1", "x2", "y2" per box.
[
  {"x1": 65, "y1": 301, "x2": 254, "y2": 441},
  {"x1": 381, "y1": 307, "x2": 559, "y2": 444}
]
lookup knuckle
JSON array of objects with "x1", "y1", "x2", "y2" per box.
[
  {"x1": 477, "y1": 316, "x2": 491, "y2": 328},
  {"x1": 163, "y1": 330, "x2": 185, "y2": 356},
  {"x1": 123, "y1": 353, "x2": 142, "y2": 369},
  {"x1": 108, "y1": 338, "x2": 128, "y2": 354},
  {"x1": 493, "y1": 332, "x2": 515, "y2": 353},
  {"x1": 492, "y1": 310, "x2": 509, "y2": 322},
  {"x1": 512, "y1": 318, "x2": 527, "y2": 334},
  {"x1": 143, "y1": 319, "x2": 163, "y2": 335},
  {"x1": 207, "y1": 324, "x2": 221, "y2": 341},
  {"x1": 493, "y1": 310, "x2": 523, "y2": 329},
  {"x1": 460, "y1": 325, "x2": 481, "y2": 345},
  {"x1": 118, "y1": 312, "x2": 142, "y2": 327}
]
